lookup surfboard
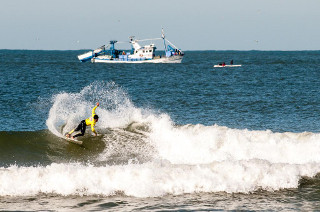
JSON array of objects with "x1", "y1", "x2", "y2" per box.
[
  {"x1": 213, "y1": 65, "x2": 242, "y2": 68},
  {"x1": 64, "y1": 136, "x2": 83, "y2": 145}
]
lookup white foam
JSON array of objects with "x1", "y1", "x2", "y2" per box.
[
  {"x1": 0, "y1": 161, "x2": 319, "y2": 197},
  {"x1": 41, "y1": 81, "x2": 320, "y2": 197},
  {"x1": 46, "y1": 81, "x2": 146, "y2": 137},
  {"x1": 149, "y1": 121, "x2": 320, "y2": 165}
]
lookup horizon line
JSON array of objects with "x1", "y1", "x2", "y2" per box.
[{"x1": 1, "y1": 48, "x2": 320, "y2": 52}]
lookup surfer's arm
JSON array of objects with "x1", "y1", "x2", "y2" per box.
[
  {"x1": 91, "y1": 103, "x2": 99, "y2": 136},
  {"x1": 91, "y1": 103, "x2": 99, "y2": 116},
  {"x1": 68, "y1": 128, "x2": 75, "y2": 135},
  {"x1": 92, "y1": 105, "x2": 98, "y2": 116},
  {"x1": 91, "y1": 123, "x2": 97, "y2": 135}
]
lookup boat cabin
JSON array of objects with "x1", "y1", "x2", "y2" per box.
[{"x1": 129, "y1": 43, "x2": 156, "y2": 59}]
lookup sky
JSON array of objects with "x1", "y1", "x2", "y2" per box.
[{"x1": 1, "y1": 0, "x2": 320, "y2": 50}]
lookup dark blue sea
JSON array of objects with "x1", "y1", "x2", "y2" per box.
[{"x1": 1, "y1": 50, "x2": 320, "y2": 211}]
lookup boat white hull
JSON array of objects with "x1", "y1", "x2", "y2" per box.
[
  {"x1": 91, "y1": 55, "x2": 183, "y2": 64},
  {"x1": 214, "y1": 65, "x2": 242, "y2": 68}
]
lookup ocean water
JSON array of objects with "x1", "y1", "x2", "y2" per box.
[{"x1": 1, "y1": 50, "x2": 320, "y2": 211}]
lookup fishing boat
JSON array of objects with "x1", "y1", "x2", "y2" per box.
[{"x1": 77, "y1": 29, "x2": 184, "y2": 63}]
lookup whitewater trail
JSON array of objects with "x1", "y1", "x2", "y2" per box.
[{"x1": 46, "y1": 82, "x2": 144, "y2": 137}]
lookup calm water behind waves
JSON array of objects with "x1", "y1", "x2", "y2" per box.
[{"x1": 1, "y1": 50, "x2": 320, "y2": 132}]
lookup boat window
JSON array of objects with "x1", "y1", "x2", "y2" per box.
[{"x1": 149, "y1": 50, "x2": 152, "y2": 52}]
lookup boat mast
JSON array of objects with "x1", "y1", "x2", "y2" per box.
[
  {"x1": 161, "y1": 28, "x2": 167, "y2": 53},
  {"x1": 129, "y1": 36, "x2": 135, "y2": 54}
]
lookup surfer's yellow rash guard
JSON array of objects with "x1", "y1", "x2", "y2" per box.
[
  {"x1": 85, "y1": 105, "x2": 98, "y2": 133},
  {"x1": 68, "y1": 105, "x2": 98, "y2": 135}
]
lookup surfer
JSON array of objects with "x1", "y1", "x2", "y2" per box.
[{"x1": 66, "y1": 102, "x2": 100, "y2": 139}]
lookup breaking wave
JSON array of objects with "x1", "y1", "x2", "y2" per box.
[{"x1": 1, "y1": 81, "x2": 320, "y2": 197}]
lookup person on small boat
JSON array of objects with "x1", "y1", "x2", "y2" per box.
[
  {"x1": 230, "y1": 60, "x2": 233, "y2": 65},
  {"x1": 222, "y1": 62, "x2": 226, "y2": 66},
  {"x1": 66, "y1": 103, "x2": 100, "y2": 139}
]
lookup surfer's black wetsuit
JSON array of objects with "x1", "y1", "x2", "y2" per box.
[
  {"x1": 67, "y1": 105, "x2": 98, "y2": 138},
  {"x1": 73, "y1": 120, "x2": 87, "y2": 138}
]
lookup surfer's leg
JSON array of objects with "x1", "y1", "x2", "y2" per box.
[
  {"x1": 73, "y1": 120, "x2": 86, "y2": 138},
  {"x1": 67, "y1": 120, "x2": 84, "y2": 137}
]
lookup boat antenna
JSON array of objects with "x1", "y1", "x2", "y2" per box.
[{"x1": 161, "y1": 28, "x2": 167, "y2": 53}]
